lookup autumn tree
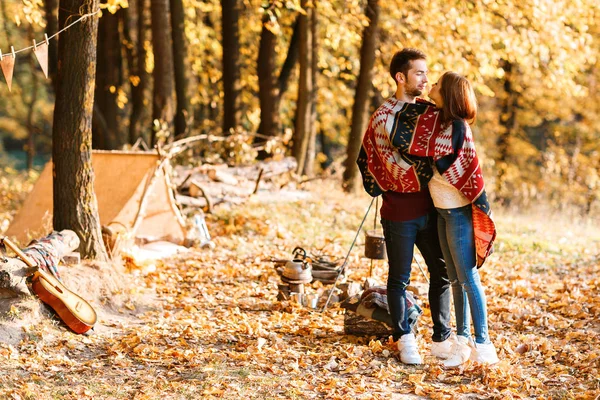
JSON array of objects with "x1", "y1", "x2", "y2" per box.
[
  {"x1": 171, "y1": 0, "x2": 190, "y2": 137},
  {"x1": 278, "y1": 16, "x2": 300, "y2": 98},
  {"x1": 291, "y1": 0, "x2": 314, "y2": 175},
  {"x1": 342, "y1": 0, "x2": 379, "y2": 192},
  {"x1": 302, "y1": 4, "x2": 318, "y2": 177},
  {"x1": 254, "y1": 13, "x2": 300, "y2": 157},
  {"x1": 495, "y1": 59, "x2": 518, "y2": 200},
  {"x1": 52, "y1": 1, "x2": 108, "y2": 260},
  {"x1": 93, "y1": 5, "x2": 122, "y2": 150},
  {"x1": 124, "y1": 0, "x2": 149, "y2": 145},
  {"x1": 256, "y1": 2, "x2": 280, "y2": 149},
  {"x1": 150, "y1": 0, "x2": 175, "y2": 146},
  {"x1": 25, "y1": 25, "x2": 40, "y2": 171},
  {"x1": 221, "y1": 0, "x2": 240, "y2": 135}
]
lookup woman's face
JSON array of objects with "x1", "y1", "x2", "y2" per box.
[{"x1": 429, "y1": 79, "x2": 443, "y2": 107}]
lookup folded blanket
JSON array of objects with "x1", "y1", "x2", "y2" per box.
[{"x1": 341, "y1": 286, "x2": 422, "y2": 329}]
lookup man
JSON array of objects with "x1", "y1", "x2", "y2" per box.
[{"x1": 357, "y1": 48, "x2": 453, "y2": 364}]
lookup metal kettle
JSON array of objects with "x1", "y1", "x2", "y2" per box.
[{"x1": 283, "y1": 248, "x2": 312, "y2": 282}]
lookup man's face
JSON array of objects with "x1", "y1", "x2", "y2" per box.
[{"x1": 401, "y1": 59, "x2": 428, "y2": 97}]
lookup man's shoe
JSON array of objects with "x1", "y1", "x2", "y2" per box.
[
  {"x1": 431, "y1": 334, "x2": 456, "y2": 359},
  {"x1": 442, "y1": 335, "x2": 471, "y2": 368},
  {"x1": 397, "y1": 333, "x2": 423, "y2": 365},
  {"x1": 470, "y1": 341, "x2": 500, "y2": 365}
]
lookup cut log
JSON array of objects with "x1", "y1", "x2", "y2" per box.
[
  {"x1": 207, "y1": 169, "x2": 239, "y2": 185},
  {"x1": 176, "y1": 194, "x2": 208, "y2": 209}
]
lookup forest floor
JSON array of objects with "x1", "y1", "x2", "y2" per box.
[{"x1": 1, "y1": 173, "x2": 599, "y2": 399}]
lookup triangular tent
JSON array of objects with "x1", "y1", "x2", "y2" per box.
[{"x1": 5, "y1": 150, "x2": 187, "y2": 246}]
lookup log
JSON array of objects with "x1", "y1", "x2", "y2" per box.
[
  {"x1": 207, "y1": 168, "x2": 239, "y2": 185},
  {"x1": 176, "y1": 194, "x2": 208, "y2": 209},
  {"x1": 0, "y1": 230, "x2": 81, "y2": 297},
  {"x1": 0, "y1": 258, "x2": 35, "y2": 297},
  {"x1": 176, "y1": 157, "x2": 297, "y2": 187}
]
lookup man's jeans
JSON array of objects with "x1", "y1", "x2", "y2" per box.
[
  {"x1": 437, "y1": 205, "x2": 490, "y2": 344},
  {"x1": 381, "y1": 212, "x2": 451, "y2": 342}
]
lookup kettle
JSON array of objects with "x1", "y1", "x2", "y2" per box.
[
  {"x1": 283, "y1": 258, "x2": 312, "y2": 282},
  {"x1": 282, "y1": 247, "x2": 312, "y2": 282}
]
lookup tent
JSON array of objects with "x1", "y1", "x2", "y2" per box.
[{"x1": 5, "y1": 150, "x2": 188, "y2": 246}]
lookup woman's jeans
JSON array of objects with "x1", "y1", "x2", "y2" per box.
[
  {"x1": 381, "y1": 212, "x2": 451, "y2": 342},
  {"x1": 436, "y1": 205, "x2": 491, "y2": 344}
]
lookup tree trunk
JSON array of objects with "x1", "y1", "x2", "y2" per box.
[
  {"x1": 302, "y1": 3, "x2": 318, "y2": 176},
  {"x1": 319, "y1": 129, "x2": 333, "y2": 170},
  {"x1": 150, "y1": 0, "x2": 175, "y2": 146},
  {"x1": 256, "y1": 4, "x2": 280, "y2": 150},
  {"x1": 26, "y1": 26, "x2": 39, "y2": 171},
  {"x1": 93, "y1": 6, "x2": 121, "y2": 150},
  {"x1": 171, "y1": 0, "x2": 191, "y2": 138},
  {"x1": 291, "y1": 0, "x2": 313, "y2": 175},
  {"x1": 221, "y1": 0, "x2": 240, "y2": 135},
  {"x1": 278, "y1": 16, "x2": 300, "y2": 97},
  {"x1": 53, "y1": 0, "x2": 108, "y2": 261},
  {"x1": 44, "y1": 0, "x2": 59, "y2": 91},
  {"x1": 496, "y1": 59, "x2": 518, "y2": 201},
  {"x1": 125, "y1": 0, "x2": 150, "y2": 145},
  {"x1": 342, "y1": 0, "x2": 380, "y2": 192},
  {"x1": 254, "y1": 13, "x2": 299, "y2": 155}
]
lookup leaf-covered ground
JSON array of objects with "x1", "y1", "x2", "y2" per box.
[{"x1": 1, "y1": 179, "x2": 599, "y2": 399}]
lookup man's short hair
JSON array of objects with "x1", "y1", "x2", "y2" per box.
[{"x1": 389, "y1": 48, "x2": 427, "y2": 81}]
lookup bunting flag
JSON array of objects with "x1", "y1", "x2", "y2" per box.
[
  {"x1": 33, "y1": 40, "x2": 49, "y2": 79},
  {"x1": 0, "y1": 10, "x2": 100, "y2": 91},
  {"x1": 0, "y1": 51, "x2": 16, "y2": 92}
]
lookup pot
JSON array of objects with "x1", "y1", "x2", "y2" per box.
[{"x1": 365, "y1": 229, "x2": 386, "y2": 260}]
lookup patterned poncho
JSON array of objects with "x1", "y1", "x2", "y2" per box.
[
  {"x1": 357, "y1": 98, "x2": 496, "y2": 267},
  {"x1": 357, "y1": 97, "x2": 434, "y2": 196}
]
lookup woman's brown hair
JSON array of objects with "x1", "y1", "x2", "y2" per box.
[{"x1": 439, "y1": 72, "x2": 477, "y2": 125}]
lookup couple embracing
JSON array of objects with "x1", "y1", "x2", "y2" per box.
[{"x1": 357, "y1": 48, "x2": 499, "y2": 368}]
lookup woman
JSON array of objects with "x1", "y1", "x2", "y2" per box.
[
  {"x1": 390, "y1": 72, "x2": 499, "y2": 367},
  {"x1": 425, "y1": 72, "x2": 499, "y2": 367}
]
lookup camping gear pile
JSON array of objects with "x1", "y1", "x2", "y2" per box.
[{"x1": 273, "y1": 247, "x2": 345, "y2": 307}]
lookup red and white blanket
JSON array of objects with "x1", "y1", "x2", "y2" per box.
[{"x1": 357, "y1": 98, "x2": 496, "y2": 267}]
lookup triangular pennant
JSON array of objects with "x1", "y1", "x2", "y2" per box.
[
  {"x1": 33, "y1": 42, "x2": 49, "y2": 79},
  {"x1": 0, "y1": 54, "x2": 16, "y2": 92}
]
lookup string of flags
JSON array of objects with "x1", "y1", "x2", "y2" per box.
[{"x1": 0, "y1": 9, "x2": 100, "y2": 92}]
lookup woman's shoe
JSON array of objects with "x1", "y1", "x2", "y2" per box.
[
  {"x1": 470, "y1": 341, "x2": 500, "y2": 365},
  {"x1": 431, "y1": 333, "x2": 456, "y2": 359},
  {"x1": 442, "y1": 336, "x2": 471, "y2": 368}
]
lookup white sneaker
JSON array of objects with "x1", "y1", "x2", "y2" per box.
[
  {"x1": 442, "y1": 336, "x2": 471, "y2": 368},
  {"x1": 397, "y1": 333, "x2": 423, "y2": 365},
  {"x1": 470, "y1": 341, "x2": 500, "y2": 365},
  {"x1": 431, "y1": 334, "x2": 456, "y2": 359}
]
